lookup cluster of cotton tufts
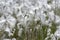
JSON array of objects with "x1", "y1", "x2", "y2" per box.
[{"x1": 0, "y1": 0, "x2": 60, "y2": 40}]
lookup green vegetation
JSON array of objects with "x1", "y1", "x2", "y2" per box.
[
  {"x1": 47, "y1": 0, "x2": 52, "y2": 4},
  {"x1": 42, "y1": 25, "x2": 48, "y2": 39},
  {"x1": 54, "y1": 8, "x2": 60, "y2": 16},
  {"x1": 50, "y1": 21, "x2": 57, "y2": 34}
]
